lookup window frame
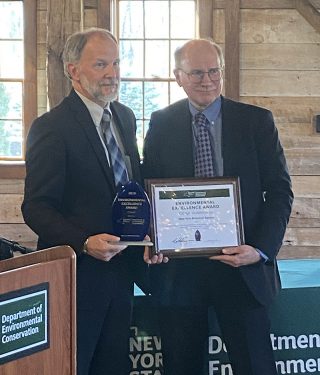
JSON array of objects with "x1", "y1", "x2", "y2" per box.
[
  {"x1": 114, "y1": 0, "x2": 197, "y2": 148},
  {"x1": 0, "y1": 0, "x2": 37, "y2": 178}
]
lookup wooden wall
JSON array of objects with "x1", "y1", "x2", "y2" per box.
[
  {"x1": 0, "y1": 0, "x2": 319, "y2": 259},
  {"x1": 211, "y1": 2, "x2": 320, "y2": 259}
]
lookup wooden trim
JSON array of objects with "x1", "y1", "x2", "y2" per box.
[
  {"x1": 295, "y1": 0, "x2": 320, "y2": 34},
  {"x1": 224, "y1": 0, "x2": 240, "y2": 100}
]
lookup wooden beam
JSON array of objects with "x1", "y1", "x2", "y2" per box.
[
  {"x1": 0, "y1": 179, "x2": 24, "y2": 194},
  {"x1": 46, "y1": 0, "x2": 83, "y2": 108},
  {"x1": 214, "y1": 0, "x2": 320, "y2": 8},
  {"x1": 97, "y1": 0, "x2": 111, "y2": 30},
  {"x1": 214, "y1": 0, "x2": 296, "y2": 9},
  {"x1": 284, "y1": 227, "x2": 320, "y2": 246},
  {"x1": 278, "y1": 246, "x2": 320, "y2": 259},
  {"x1": 224, "y1": 0, "x2": 240, "y2": 100},
  {"x1": 295, "y1": 0, "x2": 320, "y2": 34},
  {"x1": 84, "y1": 0, "x2": 97, "y2": 9},
  {"x1": 197, "y1": 0, "x2": 214, "y2": 38},
  {"x1": 0, "y1": 164, "x2": 26, "y2": 179}
]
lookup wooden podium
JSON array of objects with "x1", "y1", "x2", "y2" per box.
[{"x1": 0, "y1": 246, "x2": 76, "y2": 375}]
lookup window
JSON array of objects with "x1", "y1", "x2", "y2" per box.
[
  {"x1": 0, "y1": 1, "x2": 23, "y2": 159},
  {"x1": 0, "y1": 0, "x2": 36, "y2": 176},
  {"x1": 116, "y1": 0, "x2": 196, "y2": 153}
]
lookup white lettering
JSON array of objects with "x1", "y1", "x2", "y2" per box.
[
  {"x1": 286, "y1": 358, "x2": 306, "y2": 373},
  {"x1": 271, "y1": 333, "x2": 320, "y2": 351},
  {"x1": 140, "y1": 353, "x2": 154, "y2": 368},
  {"x1": 309, "y1": 334, "x2": 320, "y2": 348},
  {"x1": 129, "y1": 354, "x2": 141, "y2": 369},
  {"x1": 209, "y1": 360, "x2": 233, "y2": 375},
  {"x1": 208, "y1": 336, "x2": 227, "y2": 354},
  {"x1": 154, "y1": 352, "x2": 163, "y2": 367},
  {"x1": 305, "y1": 358, "x2": 317, "y2": 373},
  {"x1": 2, "y1": 326, "x2": 39, "y2": 343},
  {"x1": 221, "y1": 364, "x2": 233, "y2": 375},
  {"x1": 143, "y1": 337, "x2": 153, "y2": 351},
  {"x1": 276, "y1": 358, "x2": 320, "y2": 373},
  {"x1": 129, "y1": 336, "x2": 161, "y2": 352},
  {"x1": 154, "y1": 336, "x2": 161, "y2": 351},
  {"x1": 209, "y1": 360, "x2": 220, "y2": 374}
]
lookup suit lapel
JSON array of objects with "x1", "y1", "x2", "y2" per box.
[
  {"x1": 174, "y1": 100, "x2": 194, "y2": 177},
  {"x1": 67, "y1": 91, "x2": 117, "y2": 194},
  {"x1": 221, "y1": 97, "x2": 246, "y2": 176}
]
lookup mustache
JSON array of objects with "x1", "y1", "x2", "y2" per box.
[{"x1": 100, "y1": 78, "x2": 119, "y2": 86}]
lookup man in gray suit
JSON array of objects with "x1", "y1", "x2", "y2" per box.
[
  {"x1": 143, "y1": 39, "x2": 293, "y2": 375},
  {"x1": 22, "y1": 28, "x2": 145, "y2": 375}
]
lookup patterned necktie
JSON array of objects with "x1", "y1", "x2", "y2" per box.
[
  {"x1": 100, "y1": 109, "x2": 129, "y2": 188},
  {"x1": 194, "y1": 112, "x2": 215, "y2": 177}
]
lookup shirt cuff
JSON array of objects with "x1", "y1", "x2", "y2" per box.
[{"x1": 255, "y1": 248, "x2": 269, "y2": 263}]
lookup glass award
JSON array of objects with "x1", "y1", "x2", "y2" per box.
[{"x1": 112, "y1": 180, "x2": 153, "y2": 246}]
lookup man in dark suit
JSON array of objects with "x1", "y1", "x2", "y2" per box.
[
  {"x1": 143, "y1": 39, "x2": 293, "y2": 375},
  {"x1": 22, "y1": 28, "x2": 145, "y2": 375}
]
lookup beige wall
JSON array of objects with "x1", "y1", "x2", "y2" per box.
[{"x1": 1, "y1": 1, "x2": 319, "y2": 258}]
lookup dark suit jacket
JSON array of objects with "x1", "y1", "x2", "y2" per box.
[
  {"x1": 22, "y1": 89, "x2": 146, "y2": 292},
  {"x1": 143, "y1": 96, "x2": 293, "y2": 307}
]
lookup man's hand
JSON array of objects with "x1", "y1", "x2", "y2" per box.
[
  {"x1": 143, "y1": 245, "x2": 169, "y2": 265},
  {"x1": 209, "y1": 245, "x2": 261, "y2": 267},
  {"x1": 84, "y1": 234, "x2": 127, "y2": 262}
]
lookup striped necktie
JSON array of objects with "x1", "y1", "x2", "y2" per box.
[
  {"x1": 100, "y1": 109, "x2": 129, "y2": 188},
  {"x1": 194, "y1": 112, "x2": 215, "y2": 177}
]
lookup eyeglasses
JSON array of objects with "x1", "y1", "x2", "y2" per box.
[{"x1": 178, "y1": 67, "x2": 224, "y2": 83}]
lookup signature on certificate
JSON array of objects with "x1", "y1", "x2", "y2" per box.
[{"x1": 172, "y1": 236, "x2": 188, "y2": 243}]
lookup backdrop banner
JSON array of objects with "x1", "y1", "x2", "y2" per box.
[{"x1": 129, "y1": 286, "x2": 320, "y2": 375}]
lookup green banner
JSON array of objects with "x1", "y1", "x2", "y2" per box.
[
  {"x1": 130, "y1": 287, "x2": 320, "y2": 375},
  {"x1": 159, "y1": 189, "x2": 230, "y2": 200}
]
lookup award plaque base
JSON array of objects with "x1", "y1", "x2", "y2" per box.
[
  {"x1": 108, "y1": 240, "x2": 153, "y2": 247},
  {"x1": 154, "y1": 246, "x2": 223, "y2": 258}
]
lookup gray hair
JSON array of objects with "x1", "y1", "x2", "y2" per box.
[
  {"x1": 62, "y1": 28, "x2": 118, "y2": 79},
  {"x1": 174, "y1": 39, "x2": 225, "y2": 69}
]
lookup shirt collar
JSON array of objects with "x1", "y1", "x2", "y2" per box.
[
  {"x1": 189, "y1": 96, "x2": 222, "y2": 124},
  {"x1": 75, "y1": 90, "x2": 111, "y2": 127}
]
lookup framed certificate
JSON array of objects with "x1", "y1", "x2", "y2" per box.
[{"x1": 145, "y1": 177, "x2": 244, "y2": 258}]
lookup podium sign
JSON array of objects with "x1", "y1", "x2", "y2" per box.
[
  {"x1": 0, "y1": 246, "x2": 76, "y2": 375},
  {"x1": 0, "y1": 283, "x2": 49, "y2": 365}
]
